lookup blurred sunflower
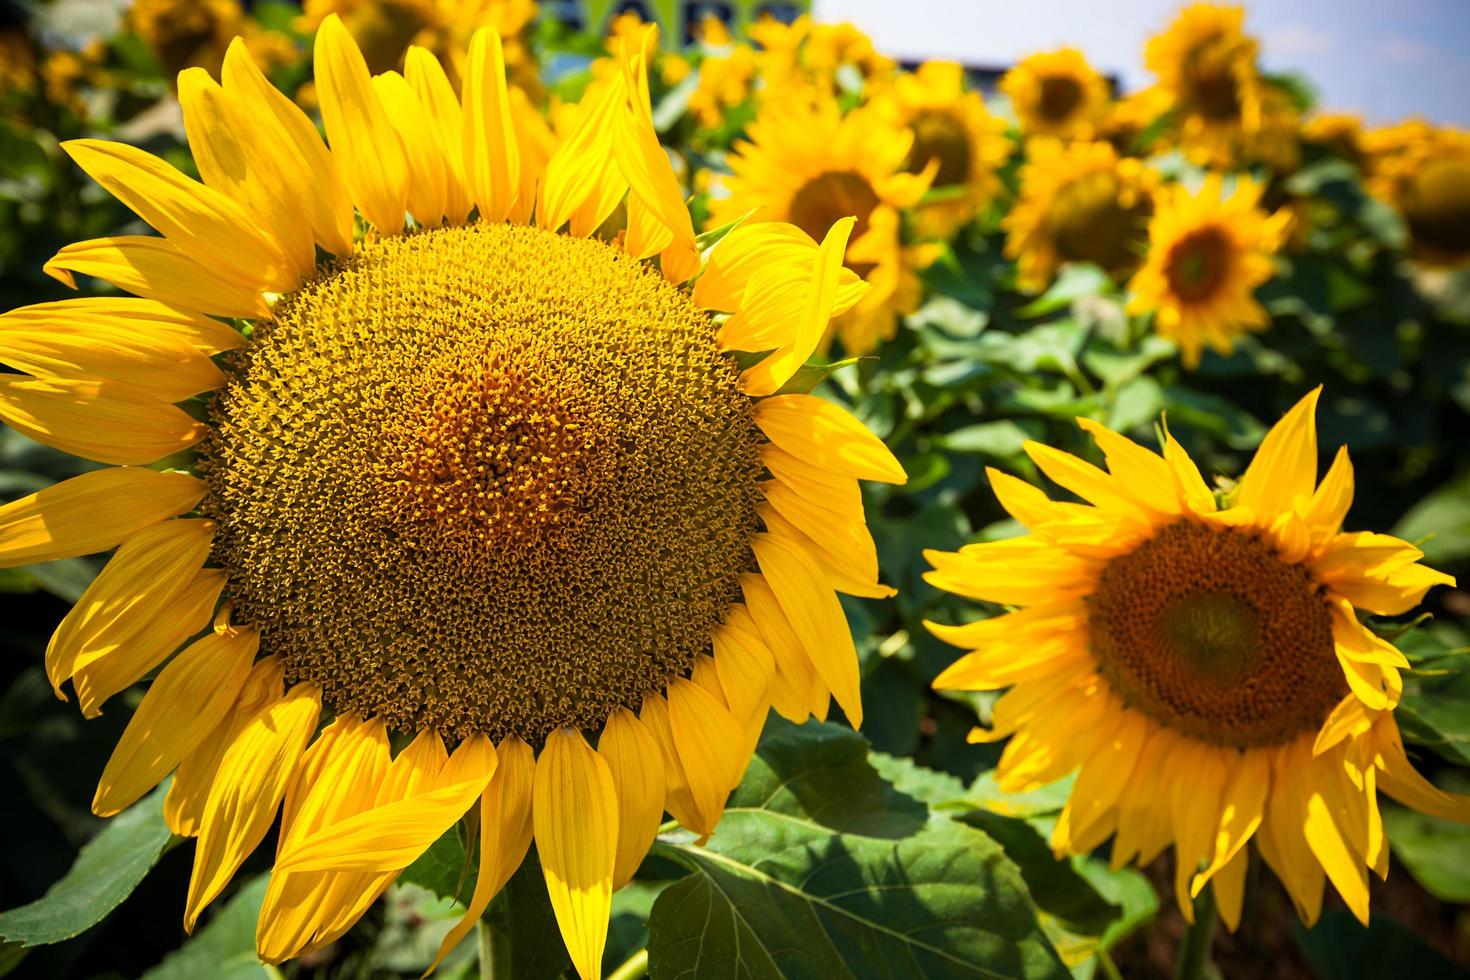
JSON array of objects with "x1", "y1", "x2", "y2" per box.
[
  {"x1": 749, "y1": 15, "x2": 895, "y2": 101},
  {"x1": 925, "y1": 389, "x2": 1466, "y2": 930},
  {"x1": 1127, "y1": 174, "x2": 1288, "y2": 367},
  {"x1": 1301, "y1": 111, "x2": 1364, "y2": 165},
  {"x1": 710, "y1": 97, "x2": 936, "y2": 353},
  {"x1": 875, "y1": 61, "x2": 1010, "y2": 238},
  {"x1": 300, "y1": 0, "x2": 539, "y2": 93},
  {"x1": 1003, "y1": 139, "x2": 1157, "y2": 292},
  {"x1": 1, "y1": 20, "x2": 904, "y2": 978},
  {"x1": 1362, "y1": 121, "x2": 1470, "y2": 268},
  {"x1": 130, "y1": 0, "x2": 294, "y2": 78},
  {"x1": 1000, "y1": 48, "x2": 1109, "y2": 141},
  {"x1": 1144, "y1": 2, "x2": 1299, "y2": 170},
  {"x1": 686, "y1": 17, "x2": 757, "y2": 129}
]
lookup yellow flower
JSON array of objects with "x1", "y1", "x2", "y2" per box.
[
  {"x1": 710, "y1": 95, "x2": 936, "y2": 354},
  {"x1": 688, "y1": 42, "x2": 757, "y2": 128},
  {"x1": 925, "y1": 388, "x2": 1465, "y2": 932},
  {"x1": 1362, "y1": 120, "x2": 1470, "y2": 268},
  {"x1": 0, "y1": 29, "x2": 37, "y2": 102},
  {"x1": 1127, "y1": 174, "x2": 1288, "y2": 367},
  {"x1": 1003, "y1": 139, "x2": 1158, "y2": 293},
  {"x1": 875, "y1": 61, "x2": 1011, "y2": 238},
  {"x1": 4, "y1": 20, "x2": 905, "y2": 977},
  {"x1": 300, "y1": 0, "x2": 539, "y2": 93},
  {"x1": 130, "y1": 0, "x2": 293, "y2": 78},
  {"x1": 1144, "y1": 2, "x2": 1299, "y2": 170},
  {"x1": 1000, "y1": 48, "x2": 1110, "y2": 141},
  {"x1": 1301, "y1": 111, "x2": 1364, "y2": 163},
  {"x1": 749, "y1": 15, "x2": 895, "y2": 102}
]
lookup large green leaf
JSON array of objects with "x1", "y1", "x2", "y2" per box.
[
  {"x1": 646, "y1": 722, "x2": 1068, "y2": 980},
  {"x1": 1393, "y1": 472, "x2": 1470, "y2": 566},
  {"x1": 1382, "y1": 804, "x2": 1470, "y2": 903},
  {"x1": 0, "y1": 782, "x2": 174, "y2": 946},
  {"x1": 1294, "y1": 910, "x2": 1469, "y2": 980},
  {"x1": 140, "y1": 875, "x2": 272, "y2": 980}
]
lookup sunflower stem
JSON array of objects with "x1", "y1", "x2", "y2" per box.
[
  {"x1": 608, "y1": 948, "x2": 650, "y2": 980},
  {"x1": 477, "y1": 916, "x2": 512, "y2": 980},
  {"x1": 1175, "y1": 884, "x2": 1217, "y2": 980}
]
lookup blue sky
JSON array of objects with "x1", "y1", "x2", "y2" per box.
[{"x1": 812, "y1": 0, "x2": 1470, "y2": 126}]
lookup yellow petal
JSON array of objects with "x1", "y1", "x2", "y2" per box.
[
  {"x1": 0, "y1": 297, "x2": 244, "y2": 355},
  {"x1": 1192, "y1": 749, "x2": 1270, "y2": 895},
  {"x1": 611, "y1": 57, "x2": 697, "y2": 282},
  {"x1": 461, "y1": 28, "x2": 520, "y2": 225},
  {"x1": 666, "y1": 676, "x2": 748, "y2": 838},
  {"x1": 404, "y1": 46, "x2": 471, "y2": 225},
  {"x1": 1303, "y1": 775, "x2": 1370, "y2": 925},
  {"x1": 697, "y1": 223, "x2": 815, "y2": 312},
  {"x1": 0, "y1": 314, "x2": 225, "y2": 400},
  {"x1": 220, "y1": 38, "x2": 355, "y2": 257},
  {"x1": 43, "y1": 236, "x2": 269, "y2": 320},
  {"x1": 534, "y1": 729, "x2": 618, "y2": 980},
  {"x1": 0, "y1": 468, "x2": 203, "y2": 567},
  {"x1": 1163, "y1": 429, "x2": 1217, "y2": 515},
  {"x1": 638, "y1": 692, "x2": 702, "y2": 834},
  {"x1": 74, "y1": 568, "x2": 227, "y2": 718},
  {"x1": 257, "y1": 717, "x2": 391, "y2": 964},
  {"x1": 177, "y1": 67, "x2": 316, "y2": 282},
  {"x1": 1302, "y1": 446, "x2": 1353, "y2": 542},
  {"x1": 742, "y1": 218, "x2": 856, "y2": 395},
  {"x1": 0, "y1": 374, "x2": 205, "y2": 465},
  {"x1": 93, "y1": 625, "x2": 258, "y2": 817},
  {"x1": 597, "y1": 708, "x2": 665, "y2": 890},
  {"x1": 61, "y1": 139, "x2": 294, "y2": 293},
  {"x1": 750, "y1": 532, "x2": 862, "y2": 726},
  {"x1": 275, "y1": 735, "x2": 497, "y2": 873},
  {"x1": 314, "y1": 13, "x2": 408, "y2": 234},
  {"x1": 538, "y1": 74, "x2": 626, "y2": 234},
  {"x1": 46, "y1": 518, "x2": 215, "y2": 697},
  {"x1": 1022, "y1": 441, "x2": 1136, "y2": 512},
  {"x1": 507, "y1": 85, "x2": 555, "y2": 225},
  {"x1": 1075, "y1": 418, "x2": 1180, "y2": 514},
  {"x1": 760, "y1": 444, "x2": 863, "y2": 518},
  {"x1": 1370, "y1": 715, "x2": 1470, "y2": 823},
  {"x1": 427, "y1": 736, "x2": 535, "y2": 976},
  {"x1": 186, "y1": 670, "x2": 320, "y2": 930},
  {"x1": 740, "y1": 572, "x2": 829, "y2": 722},
  {"x1": 1236, "y1": 387, "x2": 1321, "y2": 520},
  {"x1": 166, "y1": 701, "x2": 234, "y2": 838},
  {"x1": 374, "y1": 71, "x2": 449, "y2": 228},
  {"x1": 760, "y1": 480, "x2": 879, "y2": 583},
  {"x1": 1212, "y1": 847, "x2": 1249, "y2": 932},
  {"x1": 759, "y1": 503, "x2": 894, "y2": 599},
  {"x1": 752, "y1": 394, "x2": 905, "y2": 485},
  {"x1": 711, "y1": 619, "x2": 775, "y2": 723}
]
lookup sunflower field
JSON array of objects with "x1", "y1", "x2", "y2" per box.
[{"x1": 1, "y1": 0, "x2": 1469, "y2": 977}]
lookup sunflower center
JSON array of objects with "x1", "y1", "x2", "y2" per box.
[
  {"x1": 905, "y1": 110, "x2": 971, "y2": 187},
  {"x1": 203, "y1": 222, "x2": 766, "y2": 743},
  {"x1": 1086, "y1": 520, "x2": 1345, "y2": 747},
  {"x1": 789, "y1": 170, "x2": 880, "y2": 276},
  {"x1": 1165, "y1": 225, "x2": 1231, "y2": 302},
  {"x1": 1038, "y1": 75, "x2": 1084, "y2": 123},
  {"x1": 1402, "y1": 158, "x2": 1470, "y2": 258},
  {"x1": 1045, "y1": 170, "x2": 1151, "y2": 275},
  {"x1": 1185, "y1": 48, "x2": 1241, "y2": 121}
]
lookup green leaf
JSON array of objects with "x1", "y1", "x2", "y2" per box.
[
  {"x1": 646, "y1": 721, "x2": 1068, "y2": 979},
  {"x1": 1393, "y1": 473, "x2": 1470, "y2": 566},
  {"x1": 933, "y1": 420, "x2": 1036, "y2": 460},
  {"x1": 1017, "y1": 265, "x2": 1111, "y2": 319},
  {"x1": 1382, "y1": 804, "x2": 1470, "y2": 903},
  {"x1": 956, "y1": 812, "x2": 1117, "y2": 938},
  {"x1": 0, "y1": 782, "x2": 174, "y2": 946},
  {"x1": 401, "y1": 826, "x2": 474, "y2": 904},
  {"x1": 140, "y1": 875, "x2": 272, "y2": 980},
  {"x1": 776, "y1": 357, "x2": 863, "y2": 396},
  {"x1": 1294, "y1": 910, "x2": 1469, "y2": 980}
]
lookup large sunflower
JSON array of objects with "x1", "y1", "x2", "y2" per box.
[
  {"x1": 999, "y1": 48, "x2": 1110, "y2": 142},
  {"x1": 1127, "y1": 173, "x2": 1289, "y2": 367},
  {"x1": 709, "y1": 96, "x2": 937, "y2": 354},
  {"x1": 1143, "y1": 3, "x2": 1299, "y2": 170},
  {"x1": 0, "y1": 20, "x2": 905, "y2": 978},
  {"x1": 1362, "y1": 121, "x2": 1470, "y2": 269},
  {"x1": 924, "y1": 389, "x2": 1466, "y2": 930},
  {"x1": 1003, "y1": 139, "x2": 1157, "y2": 293},
  {"x1": 874, "y1": 61, "x2": 1011, "y2": 239}
]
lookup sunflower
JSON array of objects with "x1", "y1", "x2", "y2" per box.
[
  {"x1": 748, "y1": 15, "x2": 895, "y2": 102},
  {"x1": 710, "y1": 96, "x2": 936, "y2": 353},
  {"x1": 925, "y1": 389, "x2": 1466, "y2": 931},
  {"x1": 1362, "y1": 121, "x2": 1470, "y2": 269},
  {"x1": 1127, "y1": 174, "x2": 1288, "y2": 367},
  {"x1": 300, "y1": 0, "x2": 539, "y2": 94},
  {"x1": 1003, "y1": 139, "x2": 1157, "y2": 293},
  {"x1": 1301, "y1": 111, "x2": 1364, "y2": 165},
  {"x1": 1, "y1": 20, "x2": 905, "y2": 978},
  {"x1": 1000, "y1": 48, "x2": 1110, "y2": 142},
  {"x1": 1144, "y1": 3, "x2": 1299, "y2": 170},
  {"x1": 874, "y1": 61, "x2": 1010, "y2": 239},
  {"x1": 129, "y1": 0, "x2": 293, "y2": 79}
]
